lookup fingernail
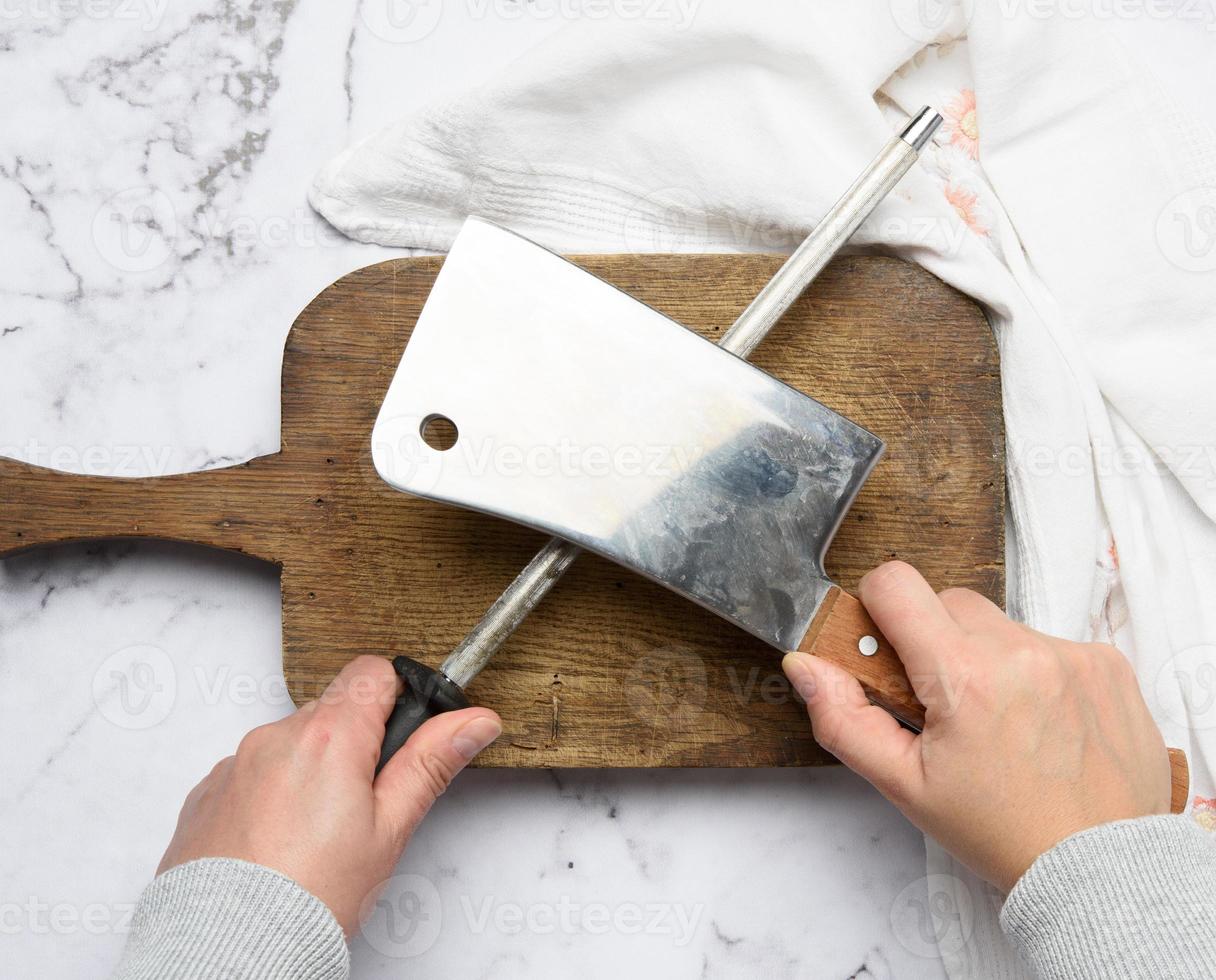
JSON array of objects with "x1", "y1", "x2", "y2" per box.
[
  {"x1": 451, "y1": 716, "x2": 502, "y2": 761},
  {"x1": 782, "y1": 652, "x2": 817, "y2": 701}
]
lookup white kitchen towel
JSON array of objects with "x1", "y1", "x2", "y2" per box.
[{"x1": 311, "y1": 2, "x2": 1216, "y2": 975}]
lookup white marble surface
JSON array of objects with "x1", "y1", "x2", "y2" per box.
[{"x1": 0, "y1": 4, "x2": 962, "y2": 977}]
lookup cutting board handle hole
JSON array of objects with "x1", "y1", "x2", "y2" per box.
[{"x1": 421, "y1": 414, "x2": 459, "y2": 452}]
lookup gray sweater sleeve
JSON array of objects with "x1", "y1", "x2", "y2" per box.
[
  {"x1": 112, "y1": 816, "x2": 1216, "y2": 979},
  {"x1": 111, "y1": 858, "x2": 349, "y2": 980},
  {"x1": 1001, "y1": 814, "x2": 1216, "y2": 979}
]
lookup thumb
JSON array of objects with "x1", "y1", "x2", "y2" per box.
[
  {"x1": 783, "y1": 652, "x2": 924, "y2": 808},
  {"x1": 373, "y1": 707, "x2": 502, "y2": 842}
]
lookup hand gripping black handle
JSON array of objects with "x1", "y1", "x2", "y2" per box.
[{"x1": 376, "y1": 656, "x2": 470, "y2": 774}]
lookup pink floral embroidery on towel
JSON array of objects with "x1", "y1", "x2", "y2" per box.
[
  {"x1": 1193, "y1": 797, "x2": 1216, "y2": 831},
  {"x1": 945, "y1": 89, "x2": 979, "y2": 160},
  {"x1": 945, "y1": 184, "x2": 988, "y2": 237}
]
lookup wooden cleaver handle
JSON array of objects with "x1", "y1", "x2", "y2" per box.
[
  {"x1": 799, "y1": 586, "x2": 1191, "y2": 815},
  {"x1": 798, "y1": 587, "x2": 924, "y2": 727}
]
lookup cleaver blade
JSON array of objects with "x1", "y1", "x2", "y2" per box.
[{"x1": 374, "y1": 217, "x2": 922, "y2": 728}]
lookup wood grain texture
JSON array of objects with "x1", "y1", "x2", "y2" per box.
[
  {"x1": 1170, "y1": 748, "x2": 1190, "y2": 815},
  {"x1": 0, "y1": 253, "x2": 1005, "y2": 767},
  {"x1": 799, "y1": 587, "x2": 922, "y2": 729}
]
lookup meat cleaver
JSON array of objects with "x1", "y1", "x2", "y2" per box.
[
  {"x1": 374, "y1": 217, "x2": 923, "y2": 730},
  {"x1": 370, "y1": 156, "x2": 1189, "y2": 813},
  {"x1": 367, "y1": 109, "x2": 953, "y2": 771}
]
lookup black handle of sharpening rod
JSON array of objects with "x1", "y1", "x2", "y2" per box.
[{"x1": 376, "y1": 656, "x2": 470, "y2": 774}]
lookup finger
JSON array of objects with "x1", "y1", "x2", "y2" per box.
[
  {"x1": 311, "y1": 655, "x2": 402, "y2": 759},
  {"x1": 374, "y1": 708, "x2": 502, "y2": 845},
  {"x1": 783, "y1": 652, "x2": 923, "y2": 807},
  {"x1": 937, "y1": 587, "x2": 1005, "y2": 632},
  {"x1": 859, "y1": 562, "x2": 966, "y2": 678},
  {"x1": 316, "y1": 655, "x2": 400, "y2": 720}
]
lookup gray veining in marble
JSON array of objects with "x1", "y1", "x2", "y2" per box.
[{"x1": 0, "y1": 4, "x2": 948, "y2": 977}]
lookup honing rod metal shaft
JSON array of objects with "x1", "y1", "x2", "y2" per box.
[{"x1": 439, "y1": 106, "x2": 943, "y2": 690}]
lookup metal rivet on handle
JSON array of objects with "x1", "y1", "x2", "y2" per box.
[{"x1": 858, "y1": 635, "x2": 879, "y2": 657}]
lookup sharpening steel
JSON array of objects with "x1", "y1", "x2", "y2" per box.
[{"x1": 373, "y1": 108, "x2": 943, "y2": 767}]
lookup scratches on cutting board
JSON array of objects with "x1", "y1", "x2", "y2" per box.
[
  {"x1": 0, "y1": 254, "x2": 1003, "y2": 769},
  {"x1": 550, "y1": 672, "x2": 562, "y2": 743}
]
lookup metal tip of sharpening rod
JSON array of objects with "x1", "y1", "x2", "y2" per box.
[
  {"x1": 899, "y1": 106, "x2": 944, "y2": 152},
  {"x1": 435, "y1": 104, "x2": 946, "y2": 691}
]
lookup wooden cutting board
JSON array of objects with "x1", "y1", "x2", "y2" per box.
[{"x1": 0, "y1": 253, "x2": 1003, "y2": 767}]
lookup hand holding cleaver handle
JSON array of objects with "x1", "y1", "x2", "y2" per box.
[{"x1": 377, "y1": 107, "x2": 945, "y2": 771}]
